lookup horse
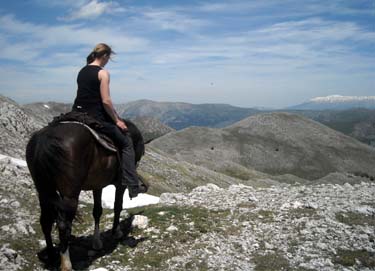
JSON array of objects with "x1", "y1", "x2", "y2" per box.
[{"x1": 25, "y1": 119, "x2": 145, "y2": 271}]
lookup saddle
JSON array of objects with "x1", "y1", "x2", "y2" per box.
[{"x1": 50, "y1": 111, "x2": 117, "y2": 152}]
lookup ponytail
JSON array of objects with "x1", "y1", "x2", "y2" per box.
[
  {"x1": 86, "y1": 51, "x2": 96, "y2": 65},
  {"x1": 86, "y1": 44, "x2": 114, "y2": 65}
]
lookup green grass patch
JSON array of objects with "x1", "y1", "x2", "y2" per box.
[
  {"x1": 220, "y1": 167, "x2": 253, "y2": 180},
  {"x1": 238, "y1": 209, "x2": 275, "y2": 223},
  {"x1": 253, "y1": 252, "x2": 290, "y2": 271},
  {"x1": 333, "y1": 249, "x2": 375, "y2": 268},
  {"x1": 288, "y1": 208, "x2": 320, "y2": 220},
  {"x1": 124, "y1": 205, "x2": 232, "y2": 269},
  {"x1": 335, "y1": 211, "x2": 375, "y2": 226},
  {"x1": 129, "y1": 205, "x2": 230, "y2": 236},
  {"x1": 237, "y1": 202, "x2": 257, "y2": 209}
]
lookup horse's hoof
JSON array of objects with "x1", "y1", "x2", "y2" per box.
[
  {"x1": 92, "y1": 239, "x2": 103, "y2": 251},
  {"x1": 38, "y1": 247, "x2": 59, "y2": 268}
]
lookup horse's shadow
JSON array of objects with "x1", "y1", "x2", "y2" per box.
[{"x1": 38, "y1": 214, "x2": 147, "y2": 270}]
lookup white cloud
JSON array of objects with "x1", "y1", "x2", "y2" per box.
[
  {"x1": 61, "y1": 0, "x2": 126, "y2": 21},
  {"x1": 150, "y1": 20, "x2": 370, "y2": 65},
  {"x1": 33, "y1": 0, "x2": 87, "y2": 8},
  {"x1": 139, "y1": 9, "x2": 210, "y2": 32},
  {"x1": 0, "y1": 14, "x2": 148, "y2": 64}
]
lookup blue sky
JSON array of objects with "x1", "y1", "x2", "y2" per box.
[{"x1": 0, "y1": 0, "x2": 374, "y2": 108}]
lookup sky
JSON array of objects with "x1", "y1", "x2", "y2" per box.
[{"x1": 0, "y1": 0, "x2": 374, "y2": 108}]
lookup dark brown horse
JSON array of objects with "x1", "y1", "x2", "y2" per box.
[{"x1": 26, "y1": 120, "x2": 144, "y2": 271}]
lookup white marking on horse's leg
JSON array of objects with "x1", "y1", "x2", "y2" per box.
[{"x1": 60, "y1": 247, "x2": 72, "y2": 271}]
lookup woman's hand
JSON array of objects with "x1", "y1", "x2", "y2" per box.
[{"x1": 116, "y1": 119, "x2": 128, "y2": 131}]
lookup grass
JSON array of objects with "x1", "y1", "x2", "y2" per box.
[
  {"x1": 288, "y1": 208, "x2": 320, "y2": 220},
  {"x1": 333, "y1": 249, "x2": 375, "y2": 268},
  {"x1": 220, "y1": 167, "x2": 253, "y2": 181},
  {"x1": 335, "y1": 211, "x2": 375, "y2": 226},
  {"x1": 253, "y1": 252, "x2": 290, "y2": 271},
  {"x1": 117, "y1": 205, "x2": 232, "y2": 270},
  {"x1": 238, "y1": 209, "x2": 275, "y2": 223}
]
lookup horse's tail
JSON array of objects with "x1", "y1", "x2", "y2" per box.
[
  {"x1": 26, "y1": 127, "x2": 70, "y2": 217},
  {"x1": 124, "y1": 119, "x2": 145, "y2": 165}
]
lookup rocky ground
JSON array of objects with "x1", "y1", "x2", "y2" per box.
[{"x1": 1, "y1": 157, "x2": 374, "y2": 271}]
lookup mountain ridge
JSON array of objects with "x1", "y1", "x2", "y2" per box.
[{"x1": 289, "y1": 95, "x2": 375, "y2": 110}]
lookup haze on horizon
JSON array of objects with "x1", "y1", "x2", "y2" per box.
[{"x1": 0, "y1": 0, "x2": 374, "y2": 109}]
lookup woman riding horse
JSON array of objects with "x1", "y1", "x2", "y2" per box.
[
  {"x1": 72, "y1": 43, "x2": 146, "y2": 198},
  {"x1": 26, "y1": 44, "x2": 147, "y2": 271}
]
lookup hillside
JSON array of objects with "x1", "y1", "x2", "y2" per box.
[
  {"x1": 118, "y1": 99, "x2": 260, "y2": 130},
  {"x1": 138, "y1": 146, "x2": 276, "y2": 196},
  {"x1": 0, "y1": 96, "x2": 43, "y2": 159},
  {"x1": 290, "y1": 109, "x2": 375, "y2": 147},
  {"x1": 150, "y1": 112, "x2": 375, "y2": 180},
  {"x1": 131, "y1": 116, "x2": 175, "y2": 143},
  {"x1": 22, "y1": 102, "x2": 72, "y2": 125}
]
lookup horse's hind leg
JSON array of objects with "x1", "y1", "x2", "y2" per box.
[
  {"x1": 39, "y1": 194, "x2": 59, "y2": 265},
  {"x1": 112, "y1": 185, "x2": 126, "y2": 239},
  {"x1": 92, "y1": 189, "x2": 103, "y2": 250},
  {"x1": 57, "y1": 196, "x2": 78, "y2": 271}
]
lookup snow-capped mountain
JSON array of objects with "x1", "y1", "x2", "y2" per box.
[{"x1": 288, "y1": 95, "x2": 375, "y2": 110}]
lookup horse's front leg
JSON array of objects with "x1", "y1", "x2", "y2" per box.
[
  {"x1": 112, "y1": 184, "x2": 126, "y2": 239},
  {"x1": 92, "y1": 189, "x2": 103, "y2": 250}
]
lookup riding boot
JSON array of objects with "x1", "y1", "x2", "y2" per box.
[{"x1": 120, "y1": 143, "x2": 147, "y2": 199}]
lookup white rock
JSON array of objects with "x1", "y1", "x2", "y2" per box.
[
  {"x1": 292, "y1": 201, "x2": 303, "y2": 209},
  {"x1": 192, "y1": 184, "x2": 221, "y2": 193},
  {"x1": 132, "y1": 215, "x2": 149, "y2": 229},
  {"x1": 166, "y1": 225, "x2": 178, "y2": 232}
]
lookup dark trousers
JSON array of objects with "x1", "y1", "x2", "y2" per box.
[{"x1": 98, "y1": 122, "x2": 139, "y2": 187}]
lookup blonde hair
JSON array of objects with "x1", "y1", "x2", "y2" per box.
[{"x1": 86, "y1": 43, "x2": 115, "y2": 64}]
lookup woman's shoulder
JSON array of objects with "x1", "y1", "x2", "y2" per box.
[
  {"x1": 98, "y1": 68, "x2": 109, "y2": 75},
  {"x1": 98, "y1": 68, "x2": 110, "y2": 81}
]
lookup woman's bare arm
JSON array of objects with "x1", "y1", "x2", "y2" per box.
[{"x1": 99, "y1": 69, "x2": 127, "y2": 130}]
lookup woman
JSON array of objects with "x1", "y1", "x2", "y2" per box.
[{"x1": 72, "y1": 43, "x2": 145, "y2": 198}]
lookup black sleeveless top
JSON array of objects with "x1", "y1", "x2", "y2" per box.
[{"x1": 72, "y1": 65, "x2": 111, "y2": 123}]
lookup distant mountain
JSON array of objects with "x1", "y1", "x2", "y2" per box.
[
  {"x1": 118, "y1": 99, "x2": 260, "y2": 130},
  {"x1": 289, "y1": 95, "x2": 375, "y2": 110},
  {"x1": 150, "y1": 112, "x2": 375, "y2": 180}
]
